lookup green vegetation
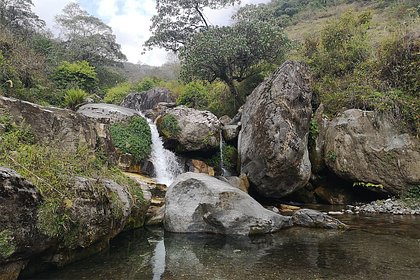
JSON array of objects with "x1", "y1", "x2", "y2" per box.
[
  {"x1": 53, "y1": 61, "x2": 98, "y2": 93},
  {"x1": 308, "y1": 118, "x2": 319, "y2": 147},
  {"x1": 159, "y1": 114, "x2": 181, "y2": 138},
  {"x1": 353, "y1": 182, "x2": 384, "y2": 189},
  {"x1": 104, "y1": 82, "x2": 132, "y2": 104},
  {"x1": 0, "y1": 116, "x2": 144, "y2": 248},
  {"x1": 404, "y1": 185, "x2": 420, "y2": 200},
  {"x1": 64, "y1": 88, "x2": 87, "y2": 110},
  {"x1": 207, "y1": 144, "x2": 238, "y2": 171},
  {"x1": 110, "y1": 116, "x2": 152, "y2": 162},
  {"x1": 0, "y1": 230, "x2": 16, "y2": 259},
  {"x1": 176, "y1": 81, "x2": 209, "y2": 109},
  {"x1": 326, "y1": 151, "x2": 337, "y2": 162}
]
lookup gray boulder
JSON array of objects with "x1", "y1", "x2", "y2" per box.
[
  {"x1": 77, "y1": 103, "x2": 139, "y2": 124},
  {"x1": 164, "y1": 172, "x2": 293, "y2": 235},
  {"x1": 324, "y1": 109, "x2": 420, "y2": 195},
  {"x1": 121, "y1": 88, "x2": 175, "y2": 112},
  {"x1": 239, "y1": 61, "x2": 313, "y2": 198},
  {"x1": 156, "y1": 106, "x2": 221, "y2": 152},
  {"x1": 292, "y1": 209, "x2": 348, "y2": 229}
]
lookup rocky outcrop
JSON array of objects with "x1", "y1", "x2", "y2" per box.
[
  {"x1": 165, "y1": 172, "x2": 293, "y2": 235},
  {"x1": 239, "y1": 61, "x2": 313, "y2": 198},
  {"x1": 77, "y1": 103, "x2": 139, "y2": 124},
  {"x1": 222, "y1": 125, "x2": 240, "y2": 142},
  {"x1": 0, "y1": 167, "x2": 150, "y2": 279},
  {"x1": 156, "y1": 106, "x2": 221, "y2": 152},
  {"x1": 121, "y1": 88, "x2": 175, "y2": 112},
  {"x1": 0, "y1": 96, "x2": 98, "y2": 152},
  {"x1": 324, "y1": 109, "x2": 420, "y2": 195}
]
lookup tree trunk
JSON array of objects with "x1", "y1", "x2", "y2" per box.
[{"x1": 225, "y1": 79, "x2": 240, "y2": 111}]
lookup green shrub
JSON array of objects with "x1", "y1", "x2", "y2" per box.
[
  {"x1": 64, "y1": 88, "x2": 87, "y2": 110},
  {"x1": 159, "y1": 114, "x2": 181, "y2": 138},
  {"x1": 134, "y1": 77, "x2": 160, "y2": 92},
  {"x1": 404, "y1": 185, "x2": 420, "y2": 200},
  {"x1": 110, "y1": 116, "x2": 152, "y2": 162},
  {"x1": 104, "y1": 82, "x2": 132, "y2": 104},
  {"x1": 53, "y1": 61, "x2": 98, "y2": 93},
  {"x1": 207, "y1": 144, "x2": 238, "y2": 171},
  {"x1": 0, "y1": 230, "x2": 15, "y2": 259},
  {"x1": 176, "y1": 81, "x2": 209, "y2": 109}
]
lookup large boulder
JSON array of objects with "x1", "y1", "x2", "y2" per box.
[
  {"x1": 156, "y1": 106, "x2": 221, "y2": 152},
  {"x1": 324, "y1": 109, "x2": 420, "y2": 195},
  {"x1": 0, "y1": 167, "x2": 150, "y2": 278},
  {"x1": 292, "y1": 209, "x2": 348, "y2": 229},
  {"x1": 0, "y1": 168, "x2": 50, "y2": 280},
  {"x1": 239, "y1": 61, "x2": 313, "y2": 198},
  {"x1": 164, "y1": 172, "x2": 293, "y2": 235},
  {"x1": 121, "y1": 88, "x2": 175, "y2": 112},
  {"x1": 0, "y1": 96, "x2": 98, "y2": 152}
]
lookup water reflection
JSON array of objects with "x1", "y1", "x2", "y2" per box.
[{"x1": 26, "y1": 215, "x2": 420, "y2": 280}]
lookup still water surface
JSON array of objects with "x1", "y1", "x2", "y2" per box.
[{"x1": 26, "y1": 214, "x2": 420, "y2": 280}]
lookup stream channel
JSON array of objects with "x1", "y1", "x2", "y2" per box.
[{"x1": 25, "y1": 213, "x2": 420, "y2": 280}]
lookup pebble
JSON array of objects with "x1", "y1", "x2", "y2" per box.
[{"x1": 345, "y1": 199, "x2": 420, "y2": 215}]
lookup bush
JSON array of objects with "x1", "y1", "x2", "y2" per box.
[
  {"x1": 104, "y1": 82, "x2": 132, "y2": 104},
  {"x1": 176, "y1": 81, "x2": 209, "y2": 109},
  {"x1": 110, "y1": 116, "x2": 152, "y2": 162},
  {"x1": 159, "y1": 114, "x2": 181, "y2": 138},
  {"x1": 377, "y1": 31, "x2": 419, "y2": 97},
  {"x1": 133, "y1": 77, "x2": 160, "y2": 92},
  {"x1": 64, "y1": 88, "x2": 87, "y2": 110},
  {"x1": 207, "y1": 144, "x2": 238, "y2": 172},
  {"x1": 53, "y1": 60, "x2": 98, "y2": 93}
]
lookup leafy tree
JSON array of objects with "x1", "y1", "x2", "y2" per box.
[
  {"x1": 179, "y1": 21, "x2": 289, "y2": 104},
  {"x1": 56, "y1": 3, "x2": 126, "y2": 66},
  {"x1": 176, "y1": 80, "x2": 209, "y2": 109},
  {"x1": 145, "y1": 0, "x2": 240, "y2": 52},
  {"x1": 53, "y1": 60, "x2": 98, "y2": 93},
  {"x1": 0, "y1": 0, "x2": 45, "y2": 34}
]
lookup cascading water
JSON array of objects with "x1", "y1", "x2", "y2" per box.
[
  {"x1": 219, "y1": 129, "x2": 231, "y2": 177},
  {"x1": 146, "y1": 118, "x2": 183, "y2": 186}
]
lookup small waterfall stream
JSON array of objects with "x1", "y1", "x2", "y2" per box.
[
  {"x1": 219, "y1": 129, "x2": 230, "y2": 177},
  {"x1": 146, "y1": 118, "x2": 183, "y2": 186}
]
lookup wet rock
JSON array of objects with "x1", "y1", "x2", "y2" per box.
[
  {"x1": 292, "y1": 209, "x2": 348, "y2": 229},
  {"x1": 352, "y1": 199, "x2": 420, "y2": 215},
  {"x1": 222, "y1": 125, "x2": 240, "y2": 142},
  {"x1": 156, "y1": 106, "x2": 221, "y2": 152},
  {"x1": 121, "y1": 88, "x2": 175, "y2": 112},
  {"x1": 164, "y1": 172, "x2": 293, "y2": 235},
  {"x1": 324, "y1": 109, "x2": 420, "y2": 195},
  {"x1": 219, "y1": 115, "x2": 232, "y2": 126},
  {"x1": 239, "y1": 61, "x2": 312, "y2": 198},
  {"x1": 309, "y1": 104, "x2": 329, "y2": 174}
]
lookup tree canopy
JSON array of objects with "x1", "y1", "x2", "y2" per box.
[
  {"x1": 56, "y1": 3, "x2": 126, "y2": 66},
  {"x1": 179, "y1": 20, "x2": 289, "y2": 103},
  {"x1": 145, "y1": 0, "x2": 240, "y2": 52},
  {"x1": 0, "y1": 0, "x2": 45, "y2": 34}
]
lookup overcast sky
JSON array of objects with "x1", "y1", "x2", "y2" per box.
[{"x1": 32, "y1": 0, "x2": 269, "y2": 66}]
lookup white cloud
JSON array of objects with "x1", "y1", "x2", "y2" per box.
[{"x1": 32, "y1": 0, "x2": 271, "y2": 66}]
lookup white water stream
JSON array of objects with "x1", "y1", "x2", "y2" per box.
[{"x1": 145, "y1": 117, "x2": 183, "y2": 186}]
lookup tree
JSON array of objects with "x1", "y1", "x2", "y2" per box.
[
  {"x1": 0, "y1": 0, "x2": 45, "y2": 34},
  {"x1": 179, "y1": 21, "x2": 289, "y2": 105},
  {"x1": 56, "y1": 3, "x2": 126, "y2": 66},
  {"x1": 145, "y1": 0, "x2": 240, "y2": 52},
  {"x1": 53, "y1": 60, "x2": 98, "y2": 93}
]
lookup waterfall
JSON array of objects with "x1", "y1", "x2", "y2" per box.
[
  {"x1": 219, "y1": 129, "x2": 230, "y2": 177},
  {"x1": 146, "y1": 118, "x2": 183, "y2": 186}
]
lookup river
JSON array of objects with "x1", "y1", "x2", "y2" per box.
[{"x1": 25, "y1": 214, "x2": 420, "y2": 280}]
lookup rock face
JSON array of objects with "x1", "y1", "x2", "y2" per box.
[
  {"x1": 239, "y1": 61, "x2": 313, "y2": 198},
  {"x1": 324, "y1": 109, "x2": 420, "y2": 195},
  {"x1": 164, "y1": 172, "x2": 293, "y2": 235},
  {"x1": 157, "y1": 106, "x2": 221, "y2": 152},
  {"x1": 121, "y1": 88, "x2": 175, "y2": 112},
  {"x1": 0, "y1": 167, "x2": 50, "y2": 278},
  {"x1": 0, "y1": 167, "x2": 150, "y2": 278},
  {"x1": 0, "y1": 96, "x2": 98, "y2": 152}
]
